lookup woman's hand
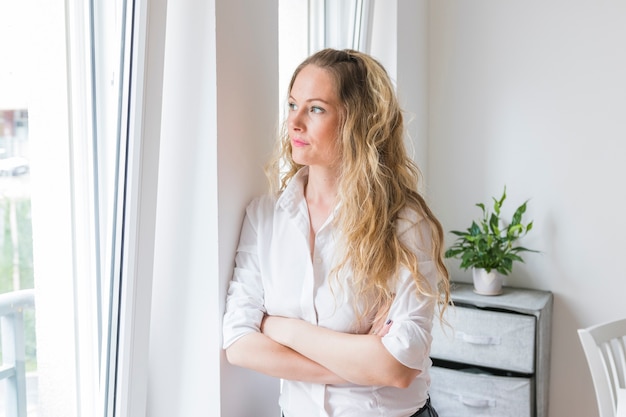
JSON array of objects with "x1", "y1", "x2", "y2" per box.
[
  {"x1": 370, "y1": 318, "x2": 393, "y2": 337},
  {"x1": 369, "y1": 294, "x2": 395, "y2": 336}
]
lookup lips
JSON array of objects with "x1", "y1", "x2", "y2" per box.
[{"x1": 291, "y1": 138, "x2": 309, "y2": 147}]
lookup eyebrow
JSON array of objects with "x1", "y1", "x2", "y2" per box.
[{"x1": 288, "y1": 95, "x2": 333, "y2": 105}]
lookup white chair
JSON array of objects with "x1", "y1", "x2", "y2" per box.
[{"x1": 578, "y1": 318, "x2": 626, "y2": 417}]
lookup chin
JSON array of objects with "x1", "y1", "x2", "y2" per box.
[{"x1": 291, "y1": 153, "x2": 308, "y2": 166}]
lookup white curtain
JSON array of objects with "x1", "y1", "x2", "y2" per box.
[{"x1": 308, "y1": 0, "x2": 374, "y2": 53}]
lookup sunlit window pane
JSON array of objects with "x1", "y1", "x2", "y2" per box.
[{"x1": 0, "y1": 0, "x2": 132, "y2": 415}]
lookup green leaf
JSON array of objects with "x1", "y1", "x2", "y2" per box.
[
  {"x1": 450, "y1": 230, "x2": 468, "y2": 237},
  {"x1": 494, "y1": 186, "x2": 507, "y2": 216},
  {"x1": 489, "y1": 213, "x2": 500, "y2": 235},
  {"x1": 469, "y1": 221, "x2": 481, "y2": 236},
  {"x1": 445, "y1": 248, "x2": 464, "y2": 258},
  {"x1": 511, "y1": 201, "x2": 528, "y2": 225},
  {"x1": 507, "y1": 223, "x2": 523, "y2": 238},
  {"x1": 510, "y1": 246, "x2": 540, "y2": 254}
]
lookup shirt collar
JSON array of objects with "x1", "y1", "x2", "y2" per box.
[{"x1": 275, "y1": 167, "x2": 309, "y2": 221}]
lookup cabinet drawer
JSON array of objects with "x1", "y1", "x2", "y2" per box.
[
  {"x1": 431, "y1": 305, "x2": 536, "y2": 373},
  {"x1": 429, "y1": 366, "x2": 532, "y2": 417}
]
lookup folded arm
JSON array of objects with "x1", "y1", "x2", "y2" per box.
[
  {"x1": 225, "y1": 331, "x2": 348, "y2": 385},
  {"x1": 261, "y1": 316, "x2": 420, "y2": 388}
]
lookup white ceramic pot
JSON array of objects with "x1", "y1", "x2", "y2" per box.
[{"x1": 472, "y1": 268, "x2": 503, "y2": 295}]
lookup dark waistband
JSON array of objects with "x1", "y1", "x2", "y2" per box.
[
  {"x1": 410, "y1": 397, "x2": 436, "y2": 417},
  {"x1": 282, "y1": 397, "x2": 436, "y2": 417}
]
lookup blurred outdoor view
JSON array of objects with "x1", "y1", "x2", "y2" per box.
[
  {"x1": 0, "y1": 109, "x2": 36, "y2": 416},
  {"x1": 0, "y1": 110, "x2": 33, "y2": 300},
  {"x1": 1, "y1": 2, "x2": 38, "y2": 416}
]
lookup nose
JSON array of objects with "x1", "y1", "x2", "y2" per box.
[{"x1": 288, "y1": 107, "x2": 305, "y2": 132}]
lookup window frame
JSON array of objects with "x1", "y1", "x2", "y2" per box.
[{"x1": 107, "y1": 0, "x2": 168, "y2": 416}]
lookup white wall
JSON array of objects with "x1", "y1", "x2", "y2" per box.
[
  {"x1": 216, "y1": 0, "x2": 281, "y2": 415},
  {"x1": 147, "y1": 1, "x2": 279, "y2": 416},
  {"x1": 428, "y1": 2, "x2": 626, "y2": 416}
]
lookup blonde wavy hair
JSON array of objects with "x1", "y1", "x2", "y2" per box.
[{"x1": 266, "y1": 48, "x2": 450, "y2": 324}]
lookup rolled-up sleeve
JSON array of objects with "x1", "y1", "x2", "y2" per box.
[
  {"x1": 381, "y1": 214, "x2": 439, "y2": 371},
  {"x1": 222, "y1": 203, "x2": 266, "y2": 349}
]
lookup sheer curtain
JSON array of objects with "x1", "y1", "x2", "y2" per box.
[{"x1": 308, "y1": 0, "x2": 374, "y2": 53}]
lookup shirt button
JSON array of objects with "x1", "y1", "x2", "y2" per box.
[{"x1": 315, "y1": 257, "x2": 322, "y2": 264}]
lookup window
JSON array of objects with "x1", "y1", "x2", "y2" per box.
[
  {"x1": 0, "y1": 0, "x2": 160, "y2": 415},
  {"x1": 308, "y1": 0, "x2": 374, "y2": 53}
]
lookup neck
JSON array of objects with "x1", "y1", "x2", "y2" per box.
[
  {"x1": 305, "y1": 165, "x2": 339, "y2": 204},
  {"x1": 304, "y1": 166, "x2": 339, "y2": 239}
]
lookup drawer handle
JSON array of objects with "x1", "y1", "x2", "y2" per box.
[
  {"x1": 457, "y1": 331, "x2": 501, "y2": 345},
  {"x1": 459, "y1": 396, "x2": 496, "y2": 408}
]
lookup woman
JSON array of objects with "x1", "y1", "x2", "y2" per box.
[{"x1": 222, "y1": 48, "x2": 449, "y2": 417}]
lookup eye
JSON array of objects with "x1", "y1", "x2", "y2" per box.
[
  {"x1": 310, "y1": 106, "x2": 325, "y2": 114},
  {"x1": 288, "y1": 102, "x2": 298, "y2": 111}
]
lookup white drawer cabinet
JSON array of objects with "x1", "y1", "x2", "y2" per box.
[
  {"x1": 431, "y1": 306, "x2": 536, "y2": 373},
  {"x1": 430, "y1": 366, "x2": 532, "y2": 417},
  {"x1": 429, "y1": 282, "x2": 553, "y2": 417}
]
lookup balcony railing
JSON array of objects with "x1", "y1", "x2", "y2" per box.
[{"x1": 0, "y1": 289, "x2": 35, "y2": 417}]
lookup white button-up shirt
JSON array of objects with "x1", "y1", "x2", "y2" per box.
[{"x1": 223, "y1": 168, "x2": 439, "y2": 417}]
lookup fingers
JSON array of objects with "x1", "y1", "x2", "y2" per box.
[
  {"x1": 371, "y1": 319, "x2": 393, "y2": 337},
  {"x1": 377, "y1": 319, "x2": 393, "y2": 337}
]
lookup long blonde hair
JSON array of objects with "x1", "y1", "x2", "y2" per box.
[{"x1": 266, "y1": 48, "x2": 450, "y2": 323}]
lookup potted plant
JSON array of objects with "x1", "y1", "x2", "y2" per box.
[{"x1": 444, "y1": 187, "x2": 538, "y2": 295}]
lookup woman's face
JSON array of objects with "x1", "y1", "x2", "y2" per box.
[{"x1": 288, "y1": 64, "x2": 342, "y2": 169}]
